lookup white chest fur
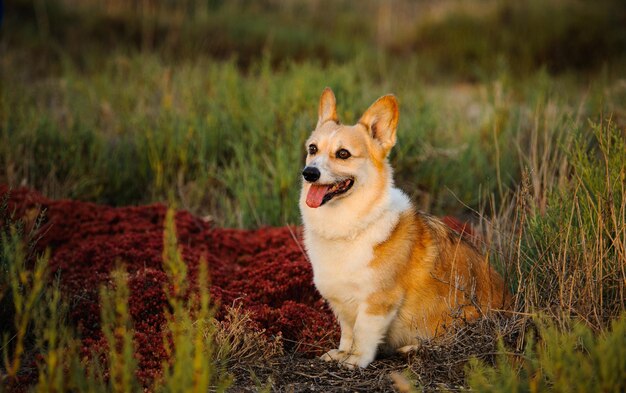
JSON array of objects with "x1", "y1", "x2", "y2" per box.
[
  {"x1": 305, "y1": 233, "x2": 376, "y2": 302},
  {"x1": 301, "y1": 188, "x2": 412, "y2": 303}
]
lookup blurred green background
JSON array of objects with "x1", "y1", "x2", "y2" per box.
[{"x1": 1, "y1": 0, "x2": 625, "y2": 227}]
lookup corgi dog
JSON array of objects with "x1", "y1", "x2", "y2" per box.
[{"x1": 299, "y1": 88, "x2": 511, "y2": 369}]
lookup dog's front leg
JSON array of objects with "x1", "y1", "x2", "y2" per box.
[
  {"x1": 336, "y1": 316, "x2": 354, "y2": 353},
  {"x1": 339, "y1": 304, "x2": 397, "y2": 369},
  {"x1": 321, "y1": 306, "x2": 354, "y2": 362}
]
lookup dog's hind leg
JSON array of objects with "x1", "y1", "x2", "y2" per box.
[{"x1": 396, "y1": 344, "x2": 420, "y2": 355}]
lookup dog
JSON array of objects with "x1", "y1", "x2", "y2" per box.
[{"x1": 299, "y1": 88, "x2": 511, "y2": 369}]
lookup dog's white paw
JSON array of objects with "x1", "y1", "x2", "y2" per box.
[
  {"x1": 338, "y1": 354, "x2": 372, "y2": 369},
  {"x1": 396, "y1": 344, "x2": 420, "y2": 355},
  {"x1": 320, "y1": 349, "x2": 348, "y2": 362},
  {"x1": 321, "y1": 349, "x2": 374, "y2": 368}
]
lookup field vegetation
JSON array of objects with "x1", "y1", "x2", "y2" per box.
[{"x1": 1, "y1": 0, "x2": 626, "y2": 391}]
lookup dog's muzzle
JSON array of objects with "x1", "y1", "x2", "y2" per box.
[{"x1": 302, "y1": 166, "x2": 321, "y2": 182}]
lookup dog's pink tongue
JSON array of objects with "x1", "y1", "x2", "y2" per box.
[{"x1": 306, "y1": 184, "x2": 330, "y2": 208}]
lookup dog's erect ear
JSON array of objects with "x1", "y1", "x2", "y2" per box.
[
  {"x1": 358, "y1": 95, "x2": 399, "y2": 155},
  {"x1": 317, "y1": 87, "x2": 338, "y2": 128}
]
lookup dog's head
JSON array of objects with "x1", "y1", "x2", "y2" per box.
[{"x1": 301, "y1": 88, "x2": 399, "y2": 209}]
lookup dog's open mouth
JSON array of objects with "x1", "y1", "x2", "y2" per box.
[{"x1": 306, "y1": 178, "x2": 354, "y2": 208}]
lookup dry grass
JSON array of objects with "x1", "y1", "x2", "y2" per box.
[
  {"x1": 221, "y1": 314, "x2": 529, "y2": 392},
  {"x1": 404, "y1": 315, "x2": 529, "y2": 391},
  {"x1": 226, "y1": 353, "x2": 407, "y2": 392},
  {"x1": 212, "y1": 305, "x2": 284, "y2": 366}
]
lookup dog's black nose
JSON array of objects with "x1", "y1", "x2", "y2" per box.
[{"x1": 302, "y1": 166, "x2": 321, "y2": 182}]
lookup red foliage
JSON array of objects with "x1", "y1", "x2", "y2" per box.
[
  {"x1": 1, "y1": 186, "x2": 475, "y2": 387},
  {"x1": 1, "y1": 186, "x2": 337, "y2": 386}
]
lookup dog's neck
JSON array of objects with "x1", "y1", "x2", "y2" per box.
[{"x1": 302, "y1": 183, "x2": 412, "y2": 242}]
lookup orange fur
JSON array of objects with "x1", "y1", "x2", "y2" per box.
[{"x1": 370, "y1": 210, "x2": 511, "y2": 350}]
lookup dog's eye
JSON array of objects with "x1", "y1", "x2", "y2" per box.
[
  {"x1": 308, "y1": 144, "x2": 318, "y2": 155},
  {"x1": 336, "y1": 149, "x2": 351, "y2": 159}
]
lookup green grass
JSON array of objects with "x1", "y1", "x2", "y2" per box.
[
  {"x1": 2, "y1": 0, "x2": 625, "y2": 227},
  {"x1": 466, "y1": 313, "x2": 626, "y2": 392},
  {"x1": 393, "y1": 0, "x2": 626, "y2": 80},
  {"x1": 519, "y1": 120, "x2": 626, "y2": 328},
  {"x1": 2, "y1": 55, "x2": 621, "y2": 227}
]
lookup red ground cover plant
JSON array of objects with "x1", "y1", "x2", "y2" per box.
[
  {"x1": 2, "y1": 186, "x2": 337, "y2": 385},
  {"x1": 1, "y1": 186, "x2": 473, "y2": 386}
]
